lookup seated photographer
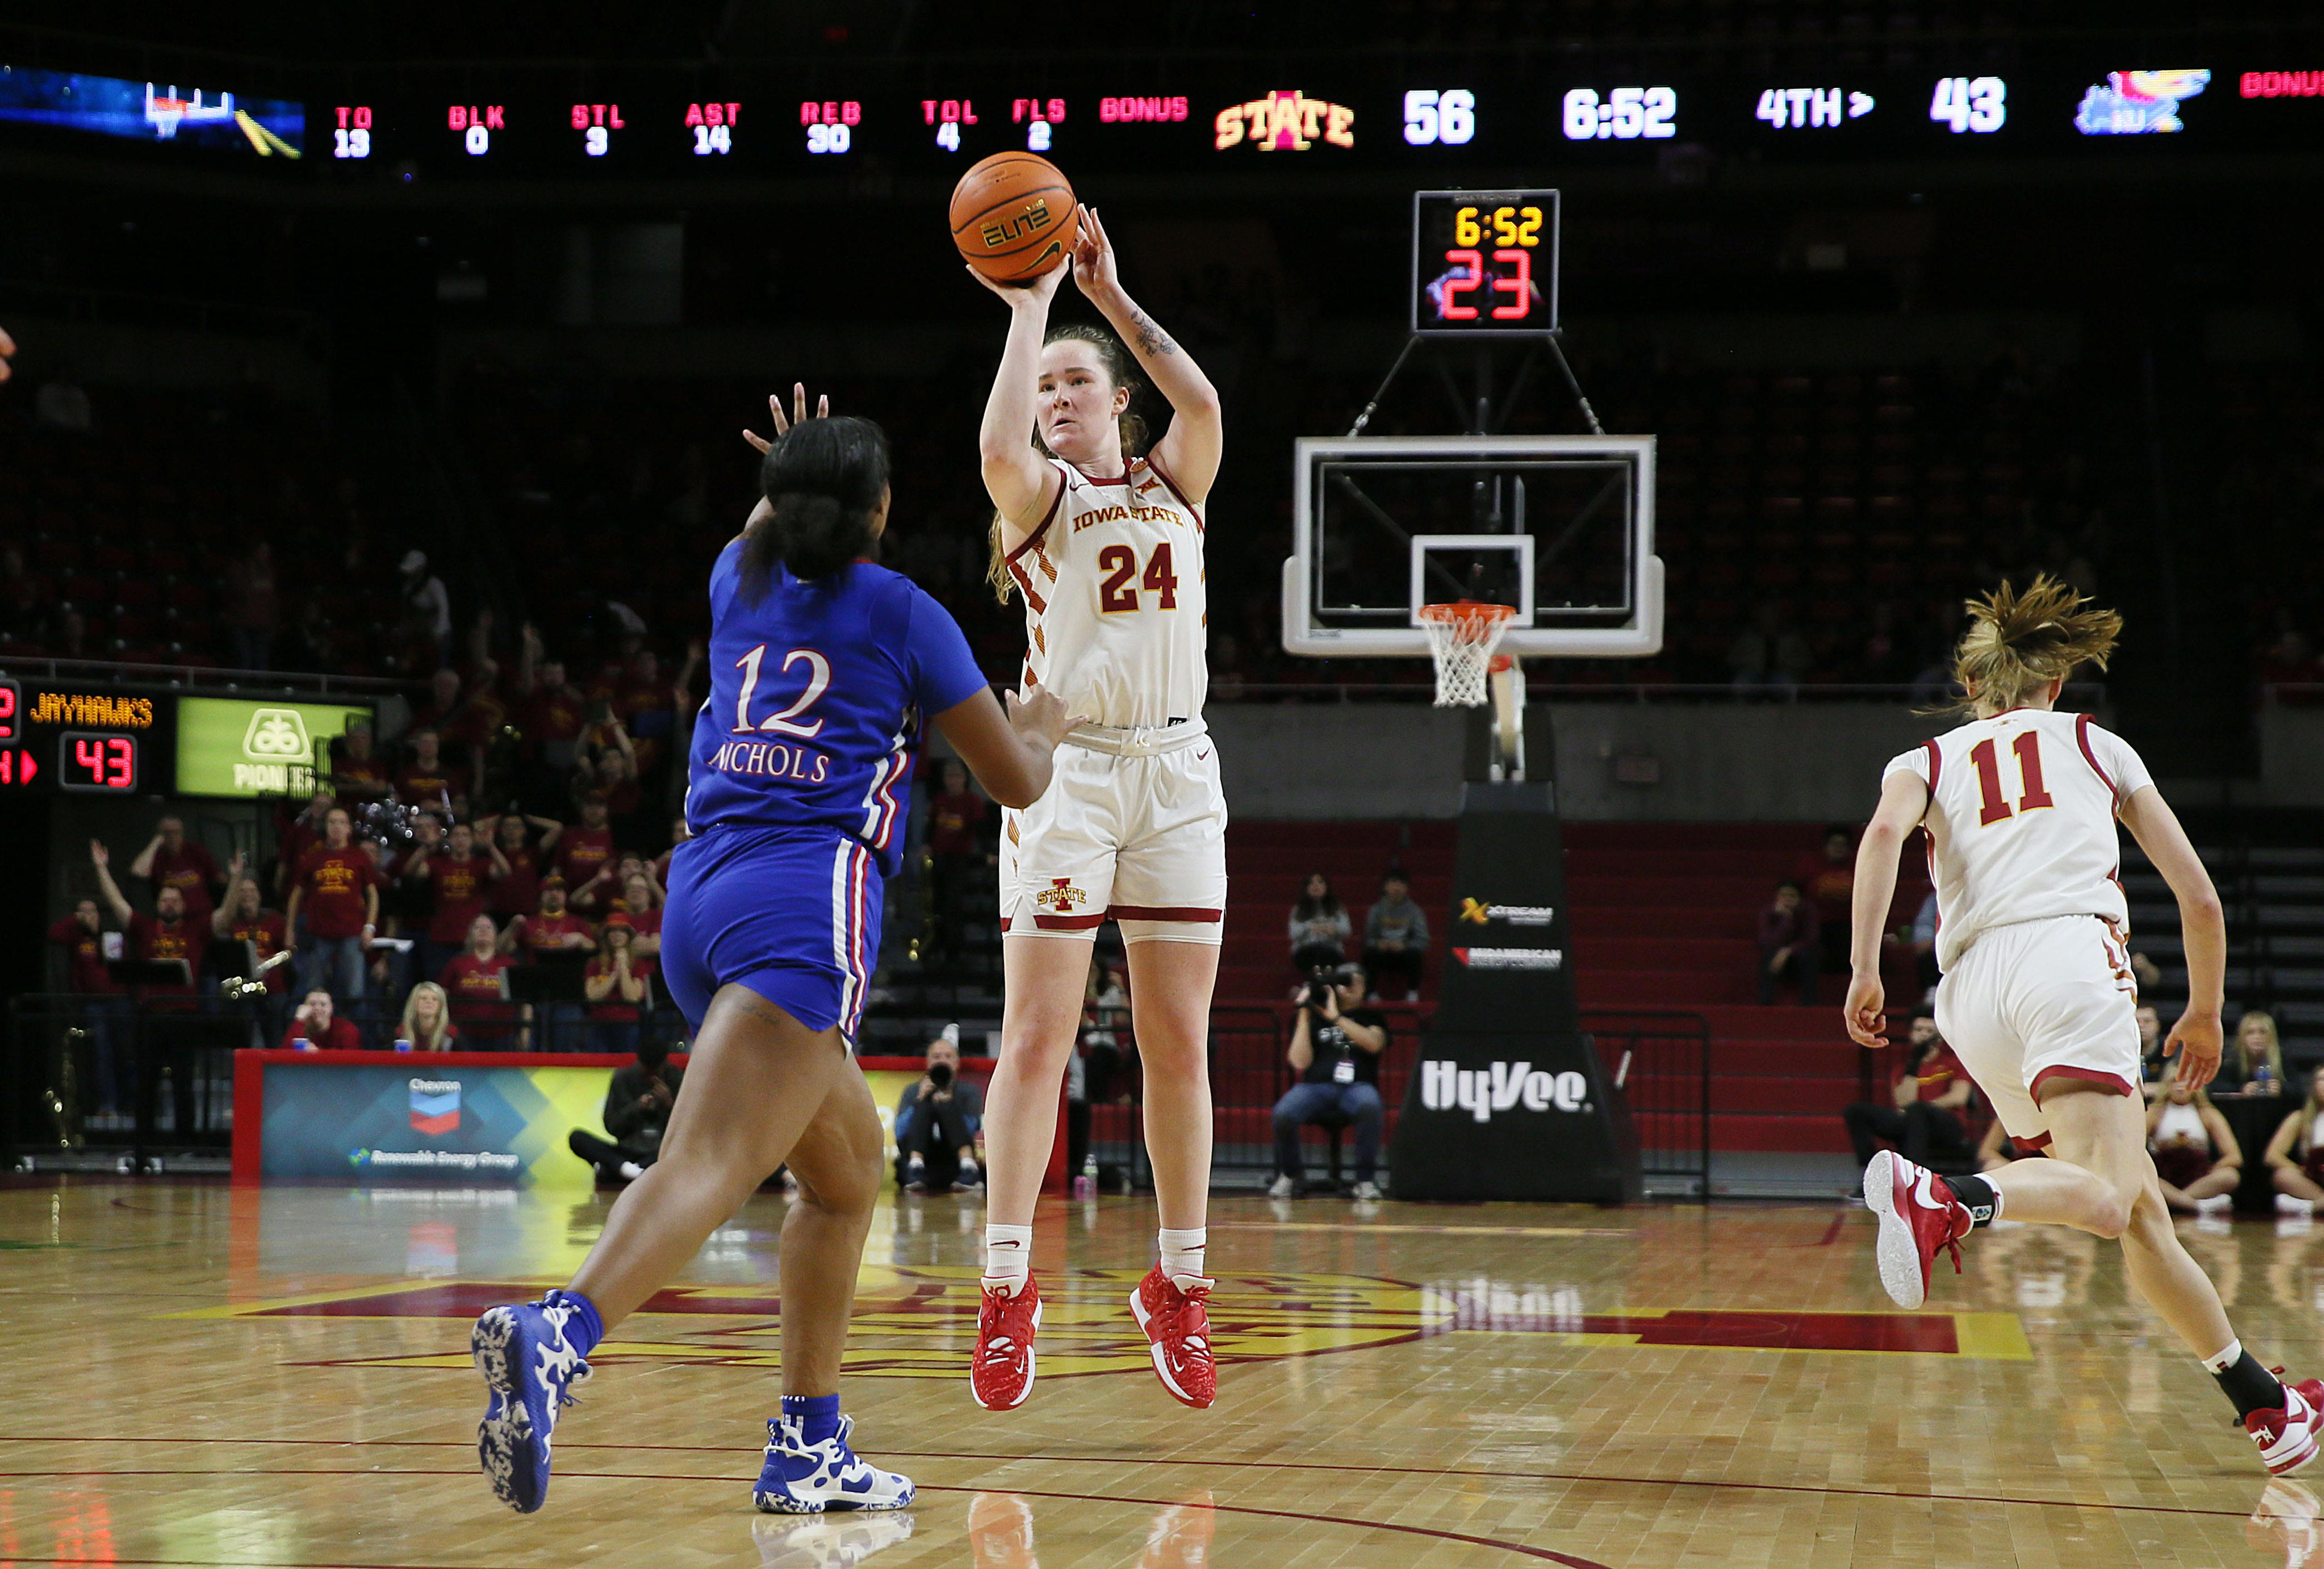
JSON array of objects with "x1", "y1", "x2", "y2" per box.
[
  {"x1": 894, "y1": 1026, "x2": 983, "y2": 1193},
  {"x1": 568, "y1": 1036, "x2": 684, "y2": 1183},
  {"x1": 1756, "y1": 879, "x2": 1819, "y2": 1006},
  {"x1": 1842, "y1": 1015, "x2": 1975, "y2": 1179},
  {"x1": 1268, "y1": 962, "x2": 1388, "y2": 1202},
  {"x1": 2147, "y1": 1057, "x2": 2240, "y2": 1218}
]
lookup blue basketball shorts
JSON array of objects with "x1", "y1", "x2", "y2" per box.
[{"x1": 660, "y1": 826, "x2": 882, "y2": 1041}]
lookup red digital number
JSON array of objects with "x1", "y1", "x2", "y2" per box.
[
  {"x1": 1490, "y1": 247, "x2": 1532, "y2": 320},
  {"x1": 0, "y1": 678, "x2": 16, "y2": 743},
  {"x1": 74, "y1": 736, "x2": 105, "y2": 782},
  {"x1": 1097, "y1": 544, "x2": 1140, "y2": 612},
  {"x1": 1442, "y1": 249, "x2": 1483, "y2": 319},
  {"x1": 106, "y1": 736, "x2": 134, "y2": 788},
  {"x1": 1969, "y1": 732, "x2": 2053, "y2": 826}
]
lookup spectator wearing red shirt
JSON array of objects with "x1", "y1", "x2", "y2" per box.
[
  {"x1": 1794, "y1": 826, "x2": 1858, "y2": 974},
  {"x1": 129, "y1": 815, "x2": 223, "y2": 926},
  {"x1": 507, "y1": 875, "x2": 595, "y2": 961},
  {"x1": 480, "y1": 811, "x2": 563, "y2": 920},
  {"x1": 576, "y1": 714, "x2": 644, "y2": 825},
  {"x1": 925, "y1": 760, "x2": 989, "y2": 963},
  {"x1": 331, "y1": 718, "x2": 393, "y2": 803},
  {"x1": 273, "y1": 787, "x2": 337, "y2": 897},
  {"x1": 285, "y1": 806, "x2": 383, "y2": 1002},
  {"x1": 406, "y1": 667, "x2": 466, "y2": 743},
  {"x1": 49, "y1": 896, "x2": 130, "y2": 1116},
  {"x1": 281, "y1": 989, "x2": 364, "y2": 1051},
  {"x1": 1756, "y1": 879, "x2": 1820, "y2": 1005},
  {"x1": 91, "y1": 841, "x2": 207, "y2": 999},
  {"x1": 211, "y1": 856, "x2": 290, "y2": 997},
  {"x1": 614, "y1": 871, "x2": 663, "y2": 959},
  {"x1": 583, "y1": 915, "x2": 653, "y2": 1054},
  {"x1": 1842, "y1": 1015, "x2": 1976, "y2": 1179},
  {"x1": 408, "y1": 820, "x2": 507, "y2": 989},
  {"x1": 557, "y1": 791, "x2": 618, "y2": 908},
  {"x1": 394, "y1": 727, "x2": 467, "y2": 813},
  {"x1": 515, "y1": 624, "x2": 588, "y2": 791},
  {"x1": 441, "y1": 912, "x2": 519, "y2": 1045}
]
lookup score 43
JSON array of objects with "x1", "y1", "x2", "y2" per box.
[{"x1": 1441, "y1": 202, "x2": 1545, "y2": 321}]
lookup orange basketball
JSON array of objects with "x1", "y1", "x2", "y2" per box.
[{"x1": 949, "y1": 152, "x2": 1078, "y2": 284}]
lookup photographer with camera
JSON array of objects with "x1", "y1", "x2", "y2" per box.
[
  {"x1": 567, "y1": 1036, "x2": 685, "y2": 1184},
  {"x1": 1268, "y1": 962, "x2": 1389, "y2": 1201},
  {"x1": 1841, "y1": 1014, "x2": 1976, "y2": 1181},
  {"x1": 895, "y1": 1026, "x2": 984, "y2": 1193}
]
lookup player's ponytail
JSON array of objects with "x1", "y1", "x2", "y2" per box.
[
  {"x1": 988, "y1": 325, "x2": 1148, "y2": 604},
  {"x1": 739, "y1": 416, "x2": 890, "y2": 601},
  {"x1": 1945, "y1": 574, "x2": 2123, "y2": 716}
]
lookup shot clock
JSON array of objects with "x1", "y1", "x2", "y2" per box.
[{"x1": 1410, "y1": 190, "x2": 1560, "y2": 336}]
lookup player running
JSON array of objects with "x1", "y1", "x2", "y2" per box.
[
  {"x1": 1848, "y1": 575, "x2": 2322, "y2": 1475},
  {"x1": 967, "y1": 205, "x2": 1228, "y2": 1411},
  {"x1": 469, "y1": 391, "x2": 1079, "y2": 1515}
]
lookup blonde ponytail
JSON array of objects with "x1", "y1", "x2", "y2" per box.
[{"x1": 1947, "y1": 574, "x2": 2123, "y2": 716}]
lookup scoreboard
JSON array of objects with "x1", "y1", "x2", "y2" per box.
[
  {"x1": 6, "y1": 58, "x2": 2321, "y2": 181},
  {"x1": 0, "y1": 679, "x2": 169, "y2": 795},
  {"x1": 0, "y1": 682, "x2": 372, "y2": 800}
]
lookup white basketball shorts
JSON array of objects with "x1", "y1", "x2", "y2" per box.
[
  {"x1": 1934, "y1": 912, "x2": 2141, "y2": 1151},
  {"x1": 998, "y1": 738, "x2": 1227, "y2": 945}
]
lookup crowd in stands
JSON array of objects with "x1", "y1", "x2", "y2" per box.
[{"x1": 1285, "y1": 871, "x2": 1431, "y2": 1001}]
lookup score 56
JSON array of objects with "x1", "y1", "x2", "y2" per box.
[{"x1": 1404, "y1": 89, "x2": 1476, "y2": 146}]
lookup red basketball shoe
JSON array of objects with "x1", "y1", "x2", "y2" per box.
[
  {"x1": 969, "y1": 1277, "x2": 1042, "y2": 1412},
  {"x1": 1131, "y1": 1264, "x2": 1216, "y2": 1409},
  {"x1": 2250, "y1": 1376, "x2": 2324, "y2": 1477},
  {"x1": 1864, "y1": 1150, "x2": 1972, "y2": 1309}
]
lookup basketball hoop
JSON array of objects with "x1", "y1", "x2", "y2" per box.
[{"x1": 1416, "y1": 601, "x2": 1517, "y2": 708}]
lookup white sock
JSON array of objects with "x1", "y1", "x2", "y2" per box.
[
  {"x1": 983, "y1": 1224, "x2": 1032, "y2": 1293},
  {"x1": 2196, "y1": 1193, "x2": 2232, "y2": 1214},
  {"x1": 1158, "y1": 1227, "x2": 1209, "y2": 1287},
  {"x1": 2204, "y1": 1338, "x2": 2243, "y2": 1375}
]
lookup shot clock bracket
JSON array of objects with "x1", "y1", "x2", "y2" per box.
[{"x1": 1340, "y1": 196, "x2": 1643, "y2": 1203}]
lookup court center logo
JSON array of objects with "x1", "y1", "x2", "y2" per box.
[
  {"x1": 409, "y1": 1078, "x2": 461, "y2": 1135},
  {"x1": 1421, "y1": 1060, "x2": 1588, "y2": 1123}
]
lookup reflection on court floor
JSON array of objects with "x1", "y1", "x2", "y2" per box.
[{"x1": 2, "y1": 1180, "x2": 2316, "y2": 1567}]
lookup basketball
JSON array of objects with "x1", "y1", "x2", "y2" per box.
[{"x1": 949, "y1": 152, "x2": 1078, "y2": 284}]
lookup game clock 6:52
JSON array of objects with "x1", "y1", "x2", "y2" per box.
[{"x1": 1411, "y1": 190, "x2": 1561, "y2": 336}]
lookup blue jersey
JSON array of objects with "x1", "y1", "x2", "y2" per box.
[{"x1": 683, "y1": 542, "x2": 991, "y2": 878}]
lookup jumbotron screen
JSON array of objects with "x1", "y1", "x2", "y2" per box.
[{"x1": 4, "y1": 59, "x2": 2318, "y2": 177}]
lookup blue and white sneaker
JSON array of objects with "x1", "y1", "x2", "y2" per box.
[
  {"x1": 473, "y1": 1289, "x2": 600, "y2": 1514},
  {"x1": 753, "y1": 1411, "x2": 916, "y2": 1515}
]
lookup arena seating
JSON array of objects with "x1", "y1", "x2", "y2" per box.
[{"x1": 1218, "y1": 819, "x2": 1931, "y2": 1155}]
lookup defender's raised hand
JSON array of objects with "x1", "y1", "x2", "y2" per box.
[{"x1": 743, "y1": 383, "x2": 830, "y2": 455}]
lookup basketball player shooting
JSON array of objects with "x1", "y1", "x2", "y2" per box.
[
  {"x1": 1847, "y1": 575, "x2": 2322, "y2": 1474},
  {"x1": 967, "y1": 203, "x2": 1230, "y2": 1412}
]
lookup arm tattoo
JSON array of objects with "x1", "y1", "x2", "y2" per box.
[{"x1": 1127, "y1": 307, "x2": 1178, "y2": 358}]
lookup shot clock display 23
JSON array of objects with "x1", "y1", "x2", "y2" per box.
[{"x1": 1411, "y1": 191, "x2": 1560, "y2": 337}]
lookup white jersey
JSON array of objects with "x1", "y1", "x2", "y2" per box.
[
  {"x1": 1004, "y1": 455, "x2": 1207, "y2": 733},
  {"x1": 1883, "y1": 708, "x2": 2154, "y2": 972}
]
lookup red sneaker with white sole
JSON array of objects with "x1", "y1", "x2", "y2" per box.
[
  {"x1": 970, "y1": 1277, "x2": 1042, "y2": 1412},
  {"x1": 1863, "y1": 1150, "x2": 1973, "y2": 1309},
  {"x1": 2250, "y1": 1376, "x2": 2324, "y2": 1477},
  {"x1": 1131, "y1": 1265, "x2": 1216, "y2": 1409}
]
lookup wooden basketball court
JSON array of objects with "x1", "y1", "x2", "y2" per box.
[{"x1": 4, "y1": 1178, "x2": 2312, "y2": 1567}]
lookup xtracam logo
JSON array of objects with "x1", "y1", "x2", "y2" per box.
[{"x1": 1213, "y1": 90, "x2": 1354, "y2": 151}]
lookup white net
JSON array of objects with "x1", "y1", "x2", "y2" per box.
[{"x1": 1417, "y1": 602, "x2": 1516, "y2": 708}]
